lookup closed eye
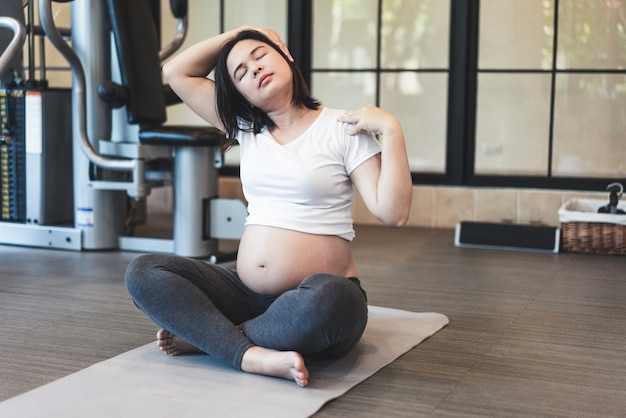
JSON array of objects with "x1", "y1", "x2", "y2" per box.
[
  {"x1": 233, "y1": 45, "x2": 269, "y2": 81},
  {"x1": 237, "y1": 54, "x2": 266, "y2": 81}
]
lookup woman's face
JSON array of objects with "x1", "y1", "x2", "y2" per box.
[{"x1": 226, "y1": 39, "x2": 292, "y2": 110}]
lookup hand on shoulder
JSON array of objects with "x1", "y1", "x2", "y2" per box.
[{"x1": 338, "y1": 105, "x2": 402, "y2": 137}]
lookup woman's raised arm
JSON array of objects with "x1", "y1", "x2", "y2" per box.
[
  {"x1": 162, "y1": 28, "x2": 243, "y2": 129},
  {"x1": 162, "y1": 26, "x2": 292, "y2": 130},
  {"x1": 340, "y1": 105, "x2": 413, "y2": 227}
]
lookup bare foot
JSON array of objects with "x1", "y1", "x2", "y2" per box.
[
  {"x1": 156, "y1": 329, "x2": 204, "y2": 356},
  {"x1": 240, "y1": 346, "x2": 309, "y2": 387}
]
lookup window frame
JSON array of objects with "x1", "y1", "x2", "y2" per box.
[{"x1": 286, "y1": 0, "x2": 626, "y2": 191}]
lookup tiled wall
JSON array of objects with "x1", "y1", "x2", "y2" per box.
[
  {"x1": 356, "y1": 186, "x2": 608, "y2": 229},
  {"x1": 147, "y1": 178, "x2": 610, "y2": 229}
]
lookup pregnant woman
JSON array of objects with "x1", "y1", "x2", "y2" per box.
[{"x1": 125, "y1": 26, "x2": 412, "y2": 387}]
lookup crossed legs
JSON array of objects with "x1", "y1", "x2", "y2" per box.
[{"x1": 125, "y1": 254, "x2": 368, "y2": 387}]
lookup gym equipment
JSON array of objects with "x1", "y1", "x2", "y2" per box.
[
  {"x1": 0, "y1": 2, "x2": 77, "y2": 248},
  {"x1": 0, "y1": 0, "x2": 246, "y2": 261}
]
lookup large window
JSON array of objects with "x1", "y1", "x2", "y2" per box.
[
  {"x1": 475, "y1": 0, "x2": 626, "y2": 184},
  {"x1": 475, "y1": 0, "x2": 553, "y2": 176},
  {"x1": 296, "y1": 0, "x2": 626, "y2": 190},
  {"x1": 551, "y1": 0, "x2": 626, "y2": 179},
  {"x1": 310, "y1": 0, "x2": 451, "y2": 173},
  {"x1": 174, "y1": 0, "x2": 625, "y2": 190}
]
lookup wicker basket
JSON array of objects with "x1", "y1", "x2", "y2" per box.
[{"x1": 558, "y1": 199, "x2": 626, "y2": 255}]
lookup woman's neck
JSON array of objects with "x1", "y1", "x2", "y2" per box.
[{"x1": 268, "y1": 106, "x2": 322, "y2": 145}]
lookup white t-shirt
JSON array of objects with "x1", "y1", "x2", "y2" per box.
[{"x1": 235, "y1": 107, "x2": 381, "y2": 241}]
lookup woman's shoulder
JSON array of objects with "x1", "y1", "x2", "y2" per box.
[
  {"x1": 318, "y1": 107, "x2": 345, "y2": 119},
  {"x1": 314, "y1": 107, "x2": 348, "y2": 132}
]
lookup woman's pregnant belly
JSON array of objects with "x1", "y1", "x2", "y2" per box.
[{"x1": 236, "y1": 225, "x2": 358, "y2": 295}]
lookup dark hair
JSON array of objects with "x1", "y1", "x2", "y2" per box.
[{"x1": 214, "y1": 30, "x2": 320, "y2": 146}]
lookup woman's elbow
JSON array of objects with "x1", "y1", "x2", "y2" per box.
[
  {"x1": 367, "y1": 186, "x2": 412, "y2": 227},
  {"x1": 394, "y1": 213, "x2": 410, "y2": 227},
  {"x1": 388, "y1": 190, "x2": 412, "y2": 227},
  {"x1": 378, "y1": 204, "x2": 411, "y2": 228},
  {"x1": 162, "y1": 61, "x2": 183, "y2": 86},
  {"x1": 161, "y1": 61, "x2": 171, "y2": 79},
  {"x1": 384, "y1": 213, "x2": 410, "y2": 228}
]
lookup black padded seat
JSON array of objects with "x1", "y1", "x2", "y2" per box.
[
  {"x1": 138, "y1": 125, "x2": 225, "y2": 147},
  {"x1": 106, "y1": 0, "x2": 227, "y2": 150}
]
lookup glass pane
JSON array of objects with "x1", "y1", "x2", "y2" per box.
[
  {"x1": 380, "y1": 72, "x2": 447, "y2": 172},
  {"x1": 312, "y1": 0, "x2": 379, "y2": 69},
  {"x1": 552, "y1": 73, "x2": 626, "y2": 177},
  {"x1": 380, "y1": 0, "x2": 450, "y2": 69},
  {"x1": 163, "y1": 0, "x2": 221, "y2": 48},
  {"x1": 479, "y1": 0, "x2": 554, "y2": 70},
  {"x1": 557, "y1": 0, "x2": 626, "y2": 70},
  {"x1": 475, "y1": 73, "x2": 552, "y2": 175},
  {"x1": 224, "y1": 0, "x2": 287, "y2": 38},
  {"x1": 311, "y1": 72, "x2": 376, "y2": 110}
]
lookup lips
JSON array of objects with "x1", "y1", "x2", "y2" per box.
[{"x1": 258, "y1": 73, "x2": 271, "y2": 88}]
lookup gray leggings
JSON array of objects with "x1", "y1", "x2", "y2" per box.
[{"x1": 125, "y1": 254, "x2": 368, "y2": 370}]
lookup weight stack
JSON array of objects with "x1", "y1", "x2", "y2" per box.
[
  {"x1": 0, "y1": 89, "x2": 26, "y2": 222},
  {"x1": 0, "y1": 87, "x2": 73, "y2": 225}
]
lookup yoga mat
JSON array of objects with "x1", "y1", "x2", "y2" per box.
[{"x1": 0, "y1": 306, "x2": 448, "y2": 418}]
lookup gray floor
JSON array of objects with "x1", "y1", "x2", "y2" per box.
[{"x1": 1, "y1": 225, "x2": 625, "y2": 417}]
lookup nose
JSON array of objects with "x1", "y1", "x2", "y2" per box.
[{"x1": 252, "y1": 65, "x2": 263, "y2": 77}]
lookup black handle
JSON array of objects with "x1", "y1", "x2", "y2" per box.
[{"x1": 169, "y1": 0, "x2": 187, "y2": 18}]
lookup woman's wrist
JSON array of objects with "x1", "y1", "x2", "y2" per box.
[{"x1": 379, "y1": 117, "x2": 403, "y2": 139}]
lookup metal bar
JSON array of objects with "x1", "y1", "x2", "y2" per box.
[{"x1": 0, "y1": 17, "x2": 27, "y2": 76}]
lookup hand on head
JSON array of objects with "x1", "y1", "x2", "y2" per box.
[{"x1": 242, "y1": 25, "x2": 294, "y2": 62}]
